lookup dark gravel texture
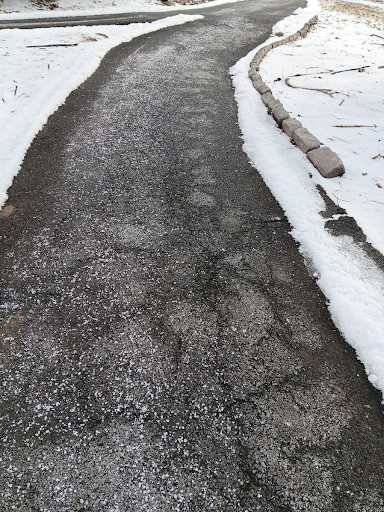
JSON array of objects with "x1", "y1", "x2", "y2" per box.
[{"x1": 1, "y1": 1, "x2": 384, "y2": 510}]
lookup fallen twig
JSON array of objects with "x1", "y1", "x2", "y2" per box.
[
  {"x1": 373, "y1": 154, "x2": 384, "y2": 160},
  {"x1": 285, "y1": 77, "x2": 335, "y2": 96},
  {"x1": 332, "y1": 193, "x2": 351, "y2": 206},
  {"x1": 339, "y1": 99, "x2": 345, "y2": 106},
  {"x1": 75, "y1": 491, "x2": 85, "y2": 501},
  {"x1": 26, "y1": 43, "x2": 79, "y2": 48},
  {"x1": 334, "y1": 124, "x2": 377, "y2": 128},
  {"x1": 370, "y1": 34, "x2": 384, "y2": 40},
  {"x1": 331, "y1": 66, "x2": 369, "y2": 74},
  {"x1": 287, "y1": 66, "x2": 369, "y2": 78}
]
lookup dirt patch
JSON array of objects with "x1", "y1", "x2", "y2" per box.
[
  {"x1": 0, "y1": 205, "x2": 15, "y2": 218},
  {"x1": 322, "y1": 0, "x2": 384, "y2": 28},
  {"x1": 0, "y1": 310, "x2": 23, "y2": 335},
  {"x1": 0, "y1": 311, "x2": 23, "y2": 354}
]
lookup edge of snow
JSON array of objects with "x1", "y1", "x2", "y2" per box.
[
  {"x1": 0, "y1": 0, "x2": 242, "y2": 21},
  {"x1": 230, "y1": 0, "x2": 384, "y2": 399},
  {"x1": 0, "y1": 14, "x2": 203, "y2": 207}
]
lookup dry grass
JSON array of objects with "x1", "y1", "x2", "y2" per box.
[{"x1": 321, "y1": 0, "x2": 384, "y2": 29}]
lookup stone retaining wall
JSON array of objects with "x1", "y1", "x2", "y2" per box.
[{"x1": 248, "y1": 16, "x2": 345, "y2": 179}]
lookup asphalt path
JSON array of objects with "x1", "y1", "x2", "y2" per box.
[{"x1": 1, "y1": 1, "x2": 384, "y2": 510}]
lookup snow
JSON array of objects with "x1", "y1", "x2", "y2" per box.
[
  {"x1": 231, "y1": 0, "x2": 384, "y2": 398},
  {"x1": 0, "y1": 14, "x2": 203, "y2": 206},
  {"x1": 0, "y1": 0, "x2": 243, "y2": 20},
  {"x1": 261, "y1": 0, "x2": 384, "y2": 253}
]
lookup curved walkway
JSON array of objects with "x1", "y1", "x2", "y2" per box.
[{"x1": 1, "y1": 1, "x2": 384, "y2": 510}]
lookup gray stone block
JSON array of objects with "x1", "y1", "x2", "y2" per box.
[
  {"x1": 282, "y1": 118, "x2": 302, "y2": 138},
  {"x1": 251, "y1": 75, "x2": 263, "y2": 87},
  {"x1": 252, "y1": 79, "x2": 264, "y2": 91},
  {"x1": 248, "y1": 68, "x2": 258, "y2": 79},
  {"x1": 254, "y1": 82, "x2": 271, "y2": 95},
  {"x1": 272, "y1": 107, "x2": 290, "y2": 127},
  {"x1": 250, "y1": 61, "x2": 260, "y2": 71},
  {"x1": 293, "y1": 127, "x2": 321, "y2": 153},
  {"x1": 261, "y1": 92, "x2": 274, "y2": 105},
  {"x1": 268, "y1": 99, "x2": 283, "y2": 111},
  {"x1": 250, "y1": 71, "x2": 261, "y2": 81},
  {"x1": 307, "y1": 146, "x2": 345, "y2": 178}
]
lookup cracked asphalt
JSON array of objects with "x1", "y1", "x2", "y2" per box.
[{"x1": 1, "y1": 1, "x2": 384, "y2": 510}]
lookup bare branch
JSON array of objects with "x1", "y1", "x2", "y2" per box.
[{"x1": 285, "y1": 77, "x2": 335, "y2": 97}]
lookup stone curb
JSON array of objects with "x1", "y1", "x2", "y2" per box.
[{"x1": 249, "y1": 15, "x2": 345, "y2": 179}]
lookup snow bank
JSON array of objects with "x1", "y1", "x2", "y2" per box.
[
  {"x1": 230, "y1": 0, "x2": 384, "y2": 398},
  {"x1": 261, "y1": 2, "x2": 384, "y2": 255},
  {"x1": 0, "y1": 0, "x2": 242, "y2": 20}
]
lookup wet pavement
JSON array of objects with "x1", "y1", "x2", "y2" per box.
[{"x1": 1, "y1": 1, "x2": 384, "y2": 510}]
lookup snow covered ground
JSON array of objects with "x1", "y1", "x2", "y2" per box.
[
  {"x1": 1, "y1": 0, "x2": 384, "y2": 397},
  {"x1": 231, "y1": 0, "x2": 384, "y2": 398},
  {"x1": 0, "y1": 0, "x2": 241, "y2": 19},
  {"x1": 261, "y1": 0, "x2": 384, "y2": 254}
]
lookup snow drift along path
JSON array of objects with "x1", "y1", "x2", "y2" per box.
[
  {"x1": 231, "y1": 0, "x2": 384, "y2": 399},
  {"x1": 0, "y1": 0, "x2": 242, "y2": 20},
  {"x1": 261, "y1": 0, "x2": 384, "y2": 254},
  {"x1": 0, "y1": 14, "x2": 202, "y2": 208}
]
